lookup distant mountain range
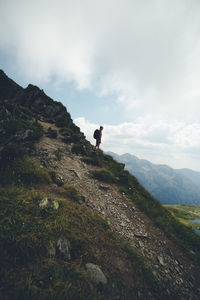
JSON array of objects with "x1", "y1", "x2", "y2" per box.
[{"x1": 107, "y1": 152, "x2": 200, "y2": 205}]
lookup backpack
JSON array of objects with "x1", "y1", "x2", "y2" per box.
[{"x1": 93, "y1": 129, "x2": 100, "y2": 139}]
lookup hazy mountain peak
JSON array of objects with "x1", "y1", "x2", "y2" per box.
[{"x1": 109, "y1": 151, "x2": 200, "y2": 205}]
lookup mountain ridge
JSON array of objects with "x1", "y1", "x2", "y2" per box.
[
  {"x1": 107, "y1": 151, "x2": 200, "y2": 205},
  {"x1": 1, "y1": 70, "x2": 200, "y2": 299}
]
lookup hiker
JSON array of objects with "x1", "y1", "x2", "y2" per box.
[{"x1": 93, "y1": 126, "x2": 104, "y2": 149}]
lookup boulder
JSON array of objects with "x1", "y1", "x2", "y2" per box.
[
  {"x1": 86, "y1": 263, "x2": 107, "y2": 285},
  {"x1": 39, "y1": 197, "x2": 59, "y2": 210}
]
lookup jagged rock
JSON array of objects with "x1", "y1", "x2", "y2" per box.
[
  {"x1": 86, "y1": 263, "x2": 107, "y2": 285},
  {"x1": 39, "y1": 197, "x2": 59, "y2": 210},
  {"x1": 56, "y1": 237, "x2": 71, "y2": 261},
  {"x1": 157, "y1": 255, "x2": 165, "y2": 266},
  {"x1": 70, "y1": 169, "x2": 81, "y2": 179},
  {"x1": 134, "y1": 232, "x2": 148, "y2": 238},
  {"x1": 99, "y1": 184, "x2": 110, "y2": 191},
  {"x1": 18, "y1": 129, "x2": 34, "y2": 140}
]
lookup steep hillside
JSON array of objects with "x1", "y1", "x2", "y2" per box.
[
  {"x1": 1, "y1": 70, "x2": 200, "y2": 299},
  {"x1": 108, "y1": 152, "x2": 200, "y2": 205}
]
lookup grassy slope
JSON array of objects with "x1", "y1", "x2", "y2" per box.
[
  {"x1": 0, "y1": 185, "x2": 164, "y2": 299},
  {"x1": 0, "y1": 123, "x2": 165, "y2": 299},
  {"x1": 164, "y1": 204, "x2": 200, "y2": 229}
]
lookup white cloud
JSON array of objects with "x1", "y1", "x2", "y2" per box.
[
  {"x1": 0, "y1": 0, "x2": 95, "y2": 88},
  {"x1": 1, "y1": 0, "x2": 200, "y2": 106},
  {"x1": 1, "y1": 0, "x2": 200, "y2": 169},
  {"x1": 75, "y1": 117, "x2": 200, "y2": 171}
]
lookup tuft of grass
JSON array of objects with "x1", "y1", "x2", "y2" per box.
[
  {"x1": 92, "y1": 168, "x2": 116, "y2": 183},
  {"x1": 61, "y1": 184, "x2": 82, "y2": 203},
  {"x1": 81, "y1": 156, "x2": 102, "y2": 167},
  {"x1": 59, "y1": 127, "x2": 81, "y2": 143},
  {"x1": 71, "y1": 144, "x2": 86, "y2": 155}
]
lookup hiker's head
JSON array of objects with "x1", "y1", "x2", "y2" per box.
[{"x1": 100, "y1": 126, "x2": 104, "y2": 131}]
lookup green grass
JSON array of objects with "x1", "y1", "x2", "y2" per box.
[
  {"x1": 60, "y1": 184, "x2": 82, "y2": 203},
  {"x1": 164, "y1": 204, "x2": 200, "y2": 230},
  {"x1": 0, "y1": 185, "x2": 165, "y2": 299},
  {"x1": 92, "y1": 168, "x2": 116, "y2": 183},
  {"x1": 164, "y1": 204, "x2": 200, "y2": 220},
  {"x1": 0, "y1": 156, "x2": 52, "y2": 186}
]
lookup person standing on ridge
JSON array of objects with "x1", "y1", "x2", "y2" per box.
[{"x1": 93, "y1": 126, "x2": 104, "y2": 149}]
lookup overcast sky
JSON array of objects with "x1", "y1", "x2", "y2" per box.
[{"x1": 1, "y1": 0, "x2": 200, "y2": 170}]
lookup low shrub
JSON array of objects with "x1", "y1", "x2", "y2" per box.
[
  {"x1": 72, "y1": 144, "x2": 86, "y2": 155},
  {"x1": 93, "y1": 168, "x2": 116, "y2": 183},
  {"x1": 1, "y1": 143, "x2": 27, "y2": 162},
  {"x1": 56, "y1": 117, "x2": 71, "y2": 128},
  {"x1": 81, "y1": 157, "x2": 102, "y2": 166}
]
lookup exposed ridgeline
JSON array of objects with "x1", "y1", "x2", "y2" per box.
[
  {"x1": 0, "y1": 69, "x2": 82, "y2": 136},
  {"x1": 1, "y1": 70, "x2": 200, "y2": 300}
]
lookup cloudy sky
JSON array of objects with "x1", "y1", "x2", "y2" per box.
[{"x1": 1, "y1": 0, "x2": 200, "y2": 170}]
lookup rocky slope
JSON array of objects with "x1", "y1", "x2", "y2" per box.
[
  {"x1": 34, "y1": 122, "x2": 200, "y2": 297},
  {"x1": 1, "y1": 70, "x2": 200, "y2": 299}
]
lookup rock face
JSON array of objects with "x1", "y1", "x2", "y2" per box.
[
  {"x1": 0, "y1": 70, "x2": 73, "y2": 126},
  {"x1": 0, "y1": 69, "x2": 87, "y2": 162}
]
